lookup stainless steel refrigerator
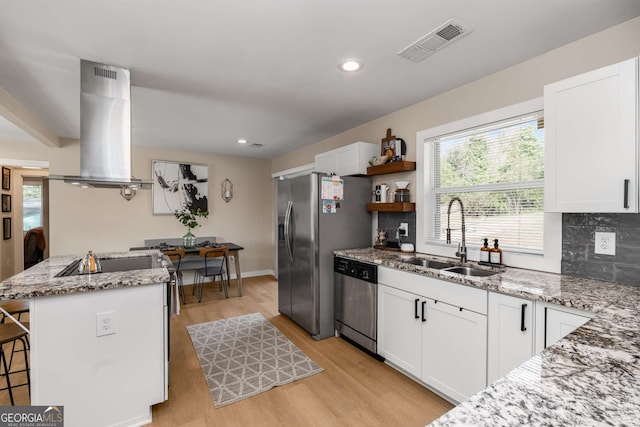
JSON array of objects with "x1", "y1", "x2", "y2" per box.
[{"x1": 277, "y1": 173, "x2": 372, "y2": 340}]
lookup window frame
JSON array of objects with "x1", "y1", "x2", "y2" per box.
[{"x1": 416, "y1": 98, "x2": 561, "y2": 273}]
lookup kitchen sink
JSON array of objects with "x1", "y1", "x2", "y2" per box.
[
  {"x1": 441, "y1": 266, "x2": 500, "y2": 277},
  {"x1": 404, "y1": 258, "x2": 455, "y2": 270}
]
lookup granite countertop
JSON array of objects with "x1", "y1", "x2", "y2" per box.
[
  {"x1": 335, "y1": 248, "x2": 640, "y2": 426},
  {"x1": 0, "y1": 250, "x2": 171, "y2": 300}
]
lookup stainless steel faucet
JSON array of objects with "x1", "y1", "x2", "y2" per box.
[{"x1": 446, "y1": 197, "x2": 466, "y2": 263}]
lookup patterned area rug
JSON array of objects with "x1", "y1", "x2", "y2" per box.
[{"x1": 187, "y1": 312, "x2": 323, "y2": 407}]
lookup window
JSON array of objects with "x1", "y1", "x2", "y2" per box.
[
  {"x1": 424, "y1": 111, "x2": 545, "y2": 254},
  {"x1": 23, "y1": 180, "x2": 43, "y2": 233},
  {"x1": 417, "y1": 98, "x2": 561, "y2": 272}
]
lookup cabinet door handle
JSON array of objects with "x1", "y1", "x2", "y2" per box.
[
  {"x1": 421, "y1": 301, "x2": 427, "y2": 322},
  {"x1": 414, "y1": 298, "x2": 420, "y2": 319},
  {"x1": 624, "y1": 179, "x2": 630, "y2": 209},
  {"x1": 520, "y1": 303, "x2": 528, "y2": 332}
]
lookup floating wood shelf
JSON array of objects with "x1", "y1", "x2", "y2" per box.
[
  {"x1": 366, "y1": 202, "x2": 415, "y2": 212},
  {"x1": 367, "y1": 161, "x2": 416, "y2": 176}
]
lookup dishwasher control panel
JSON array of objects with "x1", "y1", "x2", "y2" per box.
[{"x1": 334, "y1": 257, "x2": 377, "y2": 284}]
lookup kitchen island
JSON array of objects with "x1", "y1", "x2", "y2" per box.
[
  {"x1": 0, "y1": 250, "x2": 171, "y2": 427},
  {"x1": 335, "y1": 248, "x2": 640, "y2": 426}
]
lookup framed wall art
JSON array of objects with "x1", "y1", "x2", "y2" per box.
[
  {"x1": 3, "y1": 217, "x2": 10, "y2": 240},
  {"x1": 2, "y1": 167, "x2": 9, "y2": 191},
  {"x1": 152, "y1": 160, "x2": 209, "y2": 215},
  {"x1": 1, "y1": 194, "x2": 10, "y2": 213}
]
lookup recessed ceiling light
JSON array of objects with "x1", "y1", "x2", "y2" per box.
[
  {"x1": 338, "y1": 59, "x2": 363, "y2": 72},
  {"x1": 237, "y1": 138, "x2": 248, "y2": 144}
]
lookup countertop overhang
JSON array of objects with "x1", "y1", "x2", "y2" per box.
[
  {"x1": 335, "y1": 248, "x2": 640, "y2": 426},
  {"x1": 0, "y1": 250, "x2": 171, "y2": 300}
]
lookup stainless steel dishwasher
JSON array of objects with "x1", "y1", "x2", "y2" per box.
[{"x1": 334, "y1": 256, "x2": 380, "y2": 357}]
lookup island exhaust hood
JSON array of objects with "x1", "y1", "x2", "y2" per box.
[{"x1": 48, "y1": 59, "x2": 152, "y2": 200}]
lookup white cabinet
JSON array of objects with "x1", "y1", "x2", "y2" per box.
[
  {"x1": 377, "y1": 284, "x2": 422, "y2": 377},
  {"x1": 30, "y1": 283, "x2": 167, "y2": 427},
  {"x1": 534, "y1": 302, "x2": 593, "y2": 353},
  {"x1": 487, "y1": 292, "x2": 534, "y2": 384},
  {"x1": 544, "y1": 57, "x2": 638, "y2": 212},
  {"x1": 421, "y1": 299, "x2": 487, "y2": 403},
  {"x1": 377, "y1": 267, "x2": 487, "y2": 403},
  {"x1": 314, "y1": 141, "x2": 378, "y2": 176}
]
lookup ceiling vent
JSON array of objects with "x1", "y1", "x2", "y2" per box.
[
  {"x1": 250, "y1": 143, "x2": 263, "y2": 148},
  {"x1": 398, "y1": 19, "x2": 471, "y2": 63}
]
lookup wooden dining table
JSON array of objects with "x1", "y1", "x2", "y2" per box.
[{"x1": 130, "y1": 242, "x2": 245, "y2": 296}]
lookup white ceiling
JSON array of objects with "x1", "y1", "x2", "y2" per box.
[{"x1": 1, "y1": 0, "x2": 639, "y2": 159}]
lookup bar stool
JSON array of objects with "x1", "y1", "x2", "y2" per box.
[
  {"x1": 0, "y1": 322, "x2": 30, "y2": 405},
  {"x1": 0, "y1": 300, "x2": 29, "y2": 369}
]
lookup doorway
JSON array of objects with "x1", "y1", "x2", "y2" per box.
[{"x1": 23, "y1": 176, "x2": 48, "y2": 269}]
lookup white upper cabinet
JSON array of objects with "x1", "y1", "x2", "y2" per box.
[
  {"x1": 544, "y1": 57, "x2": 638, "y2": 212},
  {"x1": 314, "y1": 142, "x2": 378, "y2": 176}
]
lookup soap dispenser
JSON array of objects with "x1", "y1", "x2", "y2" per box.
[
  {"x1": 480, "y1": 238, "x2": 490, "y2": 263},
  {"x1": 490, "y1": 239, "x2": 503, "y2": 265}
]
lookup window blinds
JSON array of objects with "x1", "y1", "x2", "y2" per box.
[{"x1": 424, "y1": 111, "x2": 544, "y2": 253}]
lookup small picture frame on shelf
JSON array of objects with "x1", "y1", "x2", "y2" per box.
[
  {"x1": 1, "y1": 194, "x2": 10, "y2": 213},
  {"x1": 1, "y1": 167, "x2": 10, "y2": 191},
  {"x1": 3, "y1": 217, "x2": 10, "y2": 240}
]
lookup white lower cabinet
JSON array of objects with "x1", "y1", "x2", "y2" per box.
[
  {"x1": 377, "y1": 266, "x2": 595, "y2": 404},
  {"x1": 421, "y1": 299, "x2": 487, "y2": 403},
  {"x1": 377, "y1": 284, "x2": 422, "y2": 377},
  {"x1": 377, "y1": 267, "x2": 487, "y2": 403},
  {"x1": 534, "y1": 302, "x2": 593, "y2": 353},
  {"x1": 487, "y1": 292, "x2": 534, "y2": 384}
]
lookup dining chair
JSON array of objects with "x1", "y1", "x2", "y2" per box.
[
  {"x1": 163, "y1": 249, "x2": 186, "y2": 304},
  {"x1": 193, "y1": 247, "x2": 230, "y2": 302}
]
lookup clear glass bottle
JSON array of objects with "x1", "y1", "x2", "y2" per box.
[{"x1": 79, "y1": 250, "x2": 101, "y2": 274}]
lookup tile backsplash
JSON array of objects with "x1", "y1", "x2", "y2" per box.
[
  {"x1": 377, "y1": 212, "x2": 416, "y2": 246},
  {"x1": 562, "y1": 213, "x2": 640, "y2": 286}
]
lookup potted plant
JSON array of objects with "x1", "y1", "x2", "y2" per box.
[{"x1": 174, "y1": 204, "x2": 209, "y2": 248}]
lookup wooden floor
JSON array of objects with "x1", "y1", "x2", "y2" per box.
[{"x1": 150, "y1": 276, "x2": 453, "y2": 427}]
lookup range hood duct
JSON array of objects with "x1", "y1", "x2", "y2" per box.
[{"x1": 49, "y1": 60, "x2": 152, "y2": 197}]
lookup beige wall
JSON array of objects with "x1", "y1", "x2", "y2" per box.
[
  {"x1": 46, "y1": 141, "x2": 274, "y2": 275},
  {"x1": 271, "y1": 17, "x2": 640, "y2": 181}
]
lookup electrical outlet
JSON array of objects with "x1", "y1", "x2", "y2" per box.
[
  {"x1": 594, "y1": 231, "x2": 616, "y2": 256},
  {"x1": 399, "y1": 222, "x2": 409, "y2": 237},
  {"x1": 96, "y1": 311, "x2": 117, "y2": 337}
]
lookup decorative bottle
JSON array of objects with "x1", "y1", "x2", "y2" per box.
[
  {"x1": 183, "y1": 229, "x2": 196, "y2": 248},
  {"x1": 490, "y1": 239, "x2": 503, "y2": 265},
  {"x1": 480, "y1": 238, "x2": 490, "y2": 263}
]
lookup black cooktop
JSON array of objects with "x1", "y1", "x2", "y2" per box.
[{"x1": 55, "y1": 256, "x2": 154, "y2": 277}]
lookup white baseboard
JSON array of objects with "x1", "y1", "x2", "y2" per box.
[
  {"x1": 229, "y1": 269, "x2": 275, "y2": 279},
  {"x1": 181, "y1": 269, "x2": 275, "y2": 284}
]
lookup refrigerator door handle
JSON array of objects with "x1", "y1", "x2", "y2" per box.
[{"x1": 284, "y1": 200, "x2": 294, "y2": 262}]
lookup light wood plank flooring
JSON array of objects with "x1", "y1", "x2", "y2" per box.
[{"x1": 150, "y1": 275, "x2": 453, "y2": 427}]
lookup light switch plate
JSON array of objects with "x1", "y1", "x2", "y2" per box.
[{"x1": 594, "y1": 231, "x2": 616, "y2": 256}]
